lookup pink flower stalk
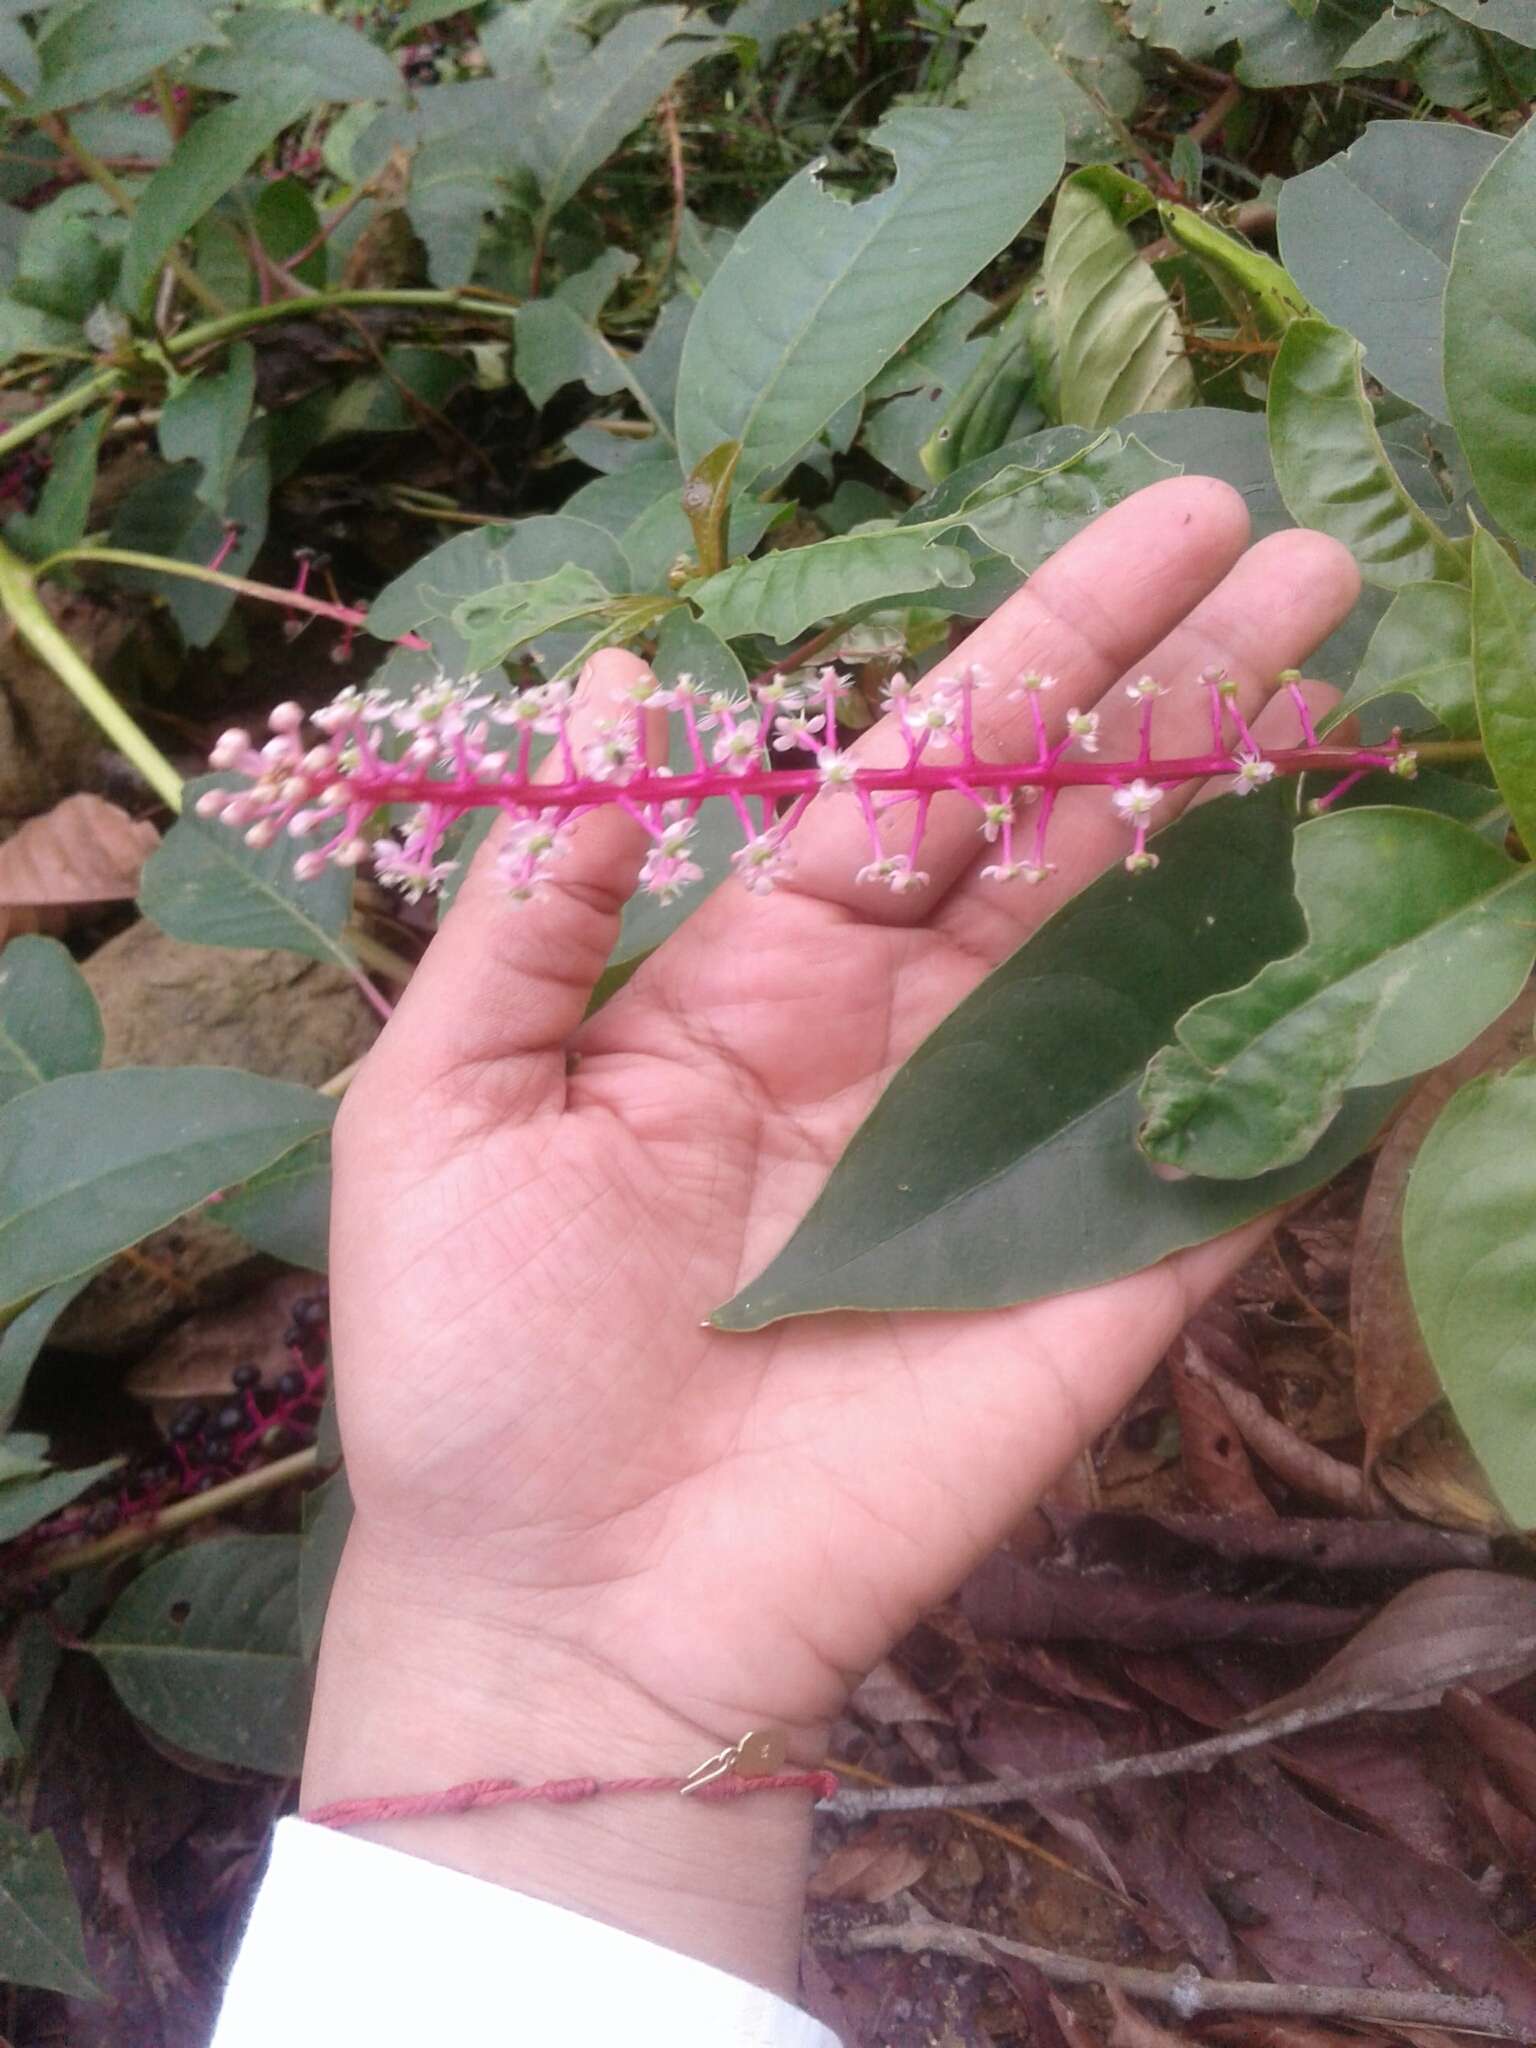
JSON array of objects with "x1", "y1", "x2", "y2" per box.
[{"x1": 200, "y1": 661, "x2": 1418, "y2": 909}]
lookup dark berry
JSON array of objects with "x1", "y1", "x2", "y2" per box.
[
  {"x1": 277, "y1": 1369, "x2": 305, "y2": 1399},
  {"x1": 200, "y1": 1433, "x2": 231, "y2": 1464},
  {"x1": 281, "y1": 1325, "x2": 301, "y2": 1349},
  {"x1": 232, "y1": 1364, "x2": 261, "y2": 1391},
  {"x1": 293, "y1": 1296, "x2": 328, "y2": 1330},
  {"x1": 193, "y1": 1474, "x2": 218, "y2": 1494},
  {"x1": 169, "y1": 1404, "x2": 208, "y2": 1442},
  {"x1": 216, "y1": 1403, "x2": 246, "y2": 1433}
]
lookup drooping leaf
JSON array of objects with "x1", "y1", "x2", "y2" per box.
[
  {"x1": 518, "y1": 8, "x2": 721, "y2": 226},
  {"x1": 1445, "y1": 113, "x2": 1536, "y2": 552},
  {"x1": 1405, "y1": 1060, "x2": 1536, "y2": 1526},
  {"x1": 1332, "y1": 581, "x2": 1475, "y2": 738},
  {"x1": 0, "y1": 1268, "x2": 101, "y2": 1430},
  {"x1": 516, "y1": 255, "x2": 689, "y2": 441},
  {"x1": 692, "y1": 529, "x2": 976, "y2": 643},
  {"x1": 0, "y1": 1816, "x2": 101, "y2": 2001},
  {"x1": 215, "y1": 1133, "x2": 331, "y2": 1274},
  {"x1": 1278, "y1": 122, "x2": 1504, "y2": 422},
  {"x1": 677, "y1": 105, "x2": 1064, "y2": 492},
  {"x1": 1041, "y1": 167, "x2": 1196, "y2": 428},
  {"x1": 158, "y1": 345, "x2": 256, "y2": 516},
  {"x1": 1470, "y1": 527, "x2": 1536, "y2": 857},
  {"x1": 0, "y1": 936, "x2": 102, "y2": 1108},
  {"x1": 185, "y1": 8, "x2": 405, "y2": 102},
  {"x1": 299, "y1": 1470, "x2": 352, "y2": 1661},
  {"x1": 0, "y1": 1068, "x2": 334, "y2": 1314},
  {"x1": 118, "y1": 84, "x2": 315, "y2": 316},
  {"x1": 1158, "y1": 200, "x2": 1314, "y2": 340},
  {"x1": 1139, "y1": 808, "x2": 1536, "y2": 1179},
  {"x1": 366, "y1": 515, "x2": 633, "y2": 669},
  {"x1": 2, "y1": 409, "x2": 105, "y2": 561},
  {"x1": 0, "y1": 1456, "x2": 118, "y2": 1544},
  {"x1": 954, "y1": 0, "x2": 1143, "y2": 163},
  {"x1": 715, "y1": 790, "x2": 1397, "y2": 1328},
  {"x1": 107, "y1": 429, "x2": 271, "y2": 647},
  {"x1": 90, "y1": 1536, "x2": 309, "y2": 1774},
  {"x1": 28, "y1": 0, "x2": 221, "y2": 112},
  {"x1": 138, "y1": 774, "x2": 356, "y2": 968},
  {"x1": 1268, "y1": 319, "x2": 1468, "y2": 588}
]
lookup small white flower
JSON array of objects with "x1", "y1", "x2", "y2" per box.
[
  {"x1": 1389, "y1": 749, "x2": 1419, "y2": 779},
  {"x1": 771, "y1": 711, "x2": 826, "y2": 753},
  {"x1": 855, "y1": 853, "x2": 928, "y2": 893},
  {"x1": 902, "y1": 694, "x2": 958, "y2": 742},
  {"x1": 816, "y1": 747, "x2": 855, "y2": 789},
  {"x1": 584, "y1": 726, "x2": 639, "y2": 781},
  {"x1": 1065, "y1": 708, "x2": 1100, "y2": 754},
  {"x1": 1231, "y1": 750, "x2": 1277, "y2": 795},
  {"x1": 1111, "y1": 778, "x2": 1162, "y2": 823},
  {"x1": 1199, "y1": 663, "x2": 1237, "y2": 698},
  {"x1": 732, "y1": 832, "x2": 794, "y2": 895},
  {"x1": 712, "y1": 724, "x2": 761, "y2": 773},
  {"x1": 1009, "y1": 670, "x2": 1056, "y2": 697},
  {"x1": 1125, "y1": 674, "x2": 1166, "y2": 703},
  {"x1": 1124, "y1": 848, "x2": 1160, "y2": 875},
  {"x1": 979, "y1": 799, "x2": 1013, "y2": 842},
  {"x1": 880, "y1": 671, "x2": 916, "y2": 716}
]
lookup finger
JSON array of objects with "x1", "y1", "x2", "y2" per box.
[
  {"x1": 363, "y1": 650, "x2": 664, "y2": 1117},
  {"x1": 775, "y1": 475, "x2": 1253, "y2": 918},
  {"x1": 933, "y1": 528, "x2": 1360, "y2": 957}
]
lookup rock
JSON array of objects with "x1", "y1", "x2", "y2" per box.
[
  {"x1": 0, "y1": 588, "x2": 132, "y2": 819},
  {"x1": 53, "y1": 927, "x2": 375, "y2": 1353}
]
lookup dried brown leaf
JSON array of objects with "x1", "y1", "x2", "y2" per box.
[
  {"x1": 125, "y1": 1271, "x2": 324, "y2": 1411},
  {"x1": 1443, "y1": 1684, "x2": 1536, "y2": 1821},
  {"x1": 1353, "y1": 995, "x2": 1536, "y2": 1469},
  {"x1": 1105, "y1": 1988, "x2": 1196, "y2": 2046},
  {"x1": 807, "y1": 1838, "x2": 931, "y2": 1904},
  {"x1": 1168, "y1": 1343, "x2": 1274, "y2": 1515},
  {"x1": 1247, "y1": 1572, "x2": 1536, "y2": 1725},
  {"x1": 1376, "y1": 1410, "x2": 1507, "y2": 1534},
  {"x1": 1175, "y1": 1350, "x2": 1373, "y2": 1512},
  {"x1": 849, "y1": 1659, "x2": 948, "y2": 1727},
  {"x1": 0, "y1": 793, "x2": 157, "y2": 907}
]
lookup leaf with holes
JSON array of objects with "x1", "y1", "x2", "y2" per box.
[
  {"x1": 1042, "y1": 166, "x2": 1196, "y2": 428},
  {"x1": 716, "y1": 791, "x2": 1397, "y2": 1328},
  {"x1": 138, "y1": 775, "x2": 356, "y2": 968},
  {"x1": 1269, "y1": 319, "x2": 1468, "y2": 588},
  {"x1": 677, "y1": 105, "x2": 1064, "y2": 492},
  {"x1": 90, "y1": 1536, "x2": 309, "y2": 1773},
  {"x1": 0, "y1": 937, "x2": 101, "y2": 1109},
  {"x1": 0, "y1": 1068, "x2": 334, "y2": 1314},
  {"x1": 1406, "y1": 1061, "x2": 1536, "y2": 1526},
  {"x1": 1140, "y1": 808, "x2": 1536, "y2": 1179},
  {"x1": 1278, "y1": 121, "x2": 1503, "y2": 422}
]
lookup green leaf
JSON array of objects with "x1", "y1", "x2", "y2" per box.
[
  {"x1": 158, "y1": 345, "x2": 256, "y2": 517},
  {"x1": 922, "y1": 432, "x2": 1180, "y2": 574},
  {"x1": 519, "y1": 8, "x2": 721, "y2": 226},
  {"x1": 139, "y1": 773, "x2": 356, "y2": 967},
  {"x1": 450, "y1": 563, "x2": 617, "y2": 671},
  {"x1": 299, "y1": 1469, "x2": 351, "y2": 1660},
  {"x1": 186, "y1": 9, "x2": 404, "y2": 101},
  {"x1": 107, "y1": 434, "x2": 270, "y2": 647},
  {"x1": 954, "y1": 0, "x2": 1144, "y2": 163},
  {"x1": 1332, "y1": 581, "x2": 1476, "y2": 737},
  {"x1": 0, "y1": 1457, "x2": 118, "y2": 1543},
  {"x1": 29, "y1": 0, "x2": 221, "y2": 111},
  {"x1": 0, "y1": 936, "x2": 102, "y2": 1108},
  {"x1": 1431, "y1": 0, "x2": 1536, "y2": 46},
  {"x1": 367, "y1": 515, "x2": 632, "y2": 668},
  {"x1": 90, "y1": 1536, "x2": 309, "y2": 1774},
  {"x1": 0, "y1": 15, "x2": 38, "y2": 96},
  {"x1": 0, "y1": 1817, "x2": 101, "y2": 2001},
  {"x1": 480, "y1": 0, "x2": 590, "y2": 74},
  {"x1": 692, "y1": 529, "x2": 976, "y2": 643},
  {"x1": 3, "y1": 409, "x2": 106, "y2": 563},
  {"x1": 1278, "y1": 122, "x2": 1504, "y2": 422},
  {"x1": 715, "y1": 790, "x2": 1397, "y2": 1328},
  {"x1": 1159, "y1": 200, "x2": 1315, "y2": 340},
  {"x1": 1404, "y1": 1059, "x2": 1536, "y2": 1525},
  {"x1": 677, "y1": 105, "x2": 1065, "y2": 492},
  {"x1": 0, "y1": 1068, "x2": 334, "y2": 1314},
  {"x1": 0, "y1": 1269, "x2": 101, "y2": 1430},
  {"x1": 862, "y1": 291, "x2": 992, "y2": 490},
  {"x1": 1124, "y1": 0, "x2": 1377, "y2": 87},
  {"x1": 118, "y1": 84, "x2": 314, "y2": 316},
  {"x1": 1042, "y1": 168, "x2": 1196, "y2": 429},
  {"x1": 216, "y1": 1133, "x2": 331, "y2": 1273},
  {"x1": 252, "y1": 177, "x2": 326, "y2": 293},
  {"x1": 1268, "y1": 319, "x2": 1468, "y2": 589},
  {"x1": 728, "y1": 0, "x2": 844, "y2": 59},
  {"x1": 1471, "y1": 527, "x2": 1536, "y2": 856},
  {"x1": 515, "y1": 255, "x2": 687, "y2": 440},
  {"x1": 1445, "y1": 114, "x2": 1536, "y2": 554},
  {"x1": 1139, "y1": 808, "x2": 1536, "y2": 1179}
]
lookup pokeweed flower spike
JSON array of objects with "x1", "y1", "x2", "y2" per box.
[{"x1": 202, "y1": 660, "x2": 1418, "y2": 908}]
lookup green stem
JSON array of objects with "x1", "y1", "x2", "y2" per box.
[
  {"x1": 0, "y1": 288, "x2": 522, "y2": 463},
  {"x1": 0, "y1": 539, "x2": 183, "y2": 809}
]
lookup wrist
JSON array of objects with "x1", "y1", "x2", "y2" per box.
[{"x1": 301, "y1": 1531, "x2": 825, "y2": 1998}]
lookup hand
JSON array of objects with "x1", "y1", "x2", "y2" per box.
[{"x1": 303, "y1": 478, "x2": 1359, "y2": 1993}]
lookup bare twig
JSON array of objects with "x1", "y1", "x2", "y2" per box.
[
  {"x1": 846, "y1": 1916, "x2": 1516, "y2": 2037},
  {"x1": 823, "y1": 1628, "x2": 1536, "y2": 1818}
]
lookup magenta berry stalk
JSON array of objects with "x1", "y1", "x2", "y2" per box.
[{"x1": 201, "y1": 656, "x2": 1418, "y2": 907}]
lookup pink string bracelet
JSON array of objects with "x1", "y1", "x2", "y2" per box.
[{"x1": 301, "y1": 1730, "x2": 840, "y2": 1831}]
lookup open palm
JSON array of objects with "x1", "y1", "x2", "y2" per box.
[{"x1": 325, "y1": 477, "x2": 1359, "y2": 1751}]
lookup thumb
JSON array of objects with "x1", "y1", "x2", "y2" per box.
[{"x1": 363, "y1": 648, "x2": 664, "y2": 1122}]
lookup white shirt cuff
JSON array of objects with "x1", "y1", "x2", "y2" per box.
[{"x1": 212, "y1": 1818, "x2": 841, "y2": 2048}]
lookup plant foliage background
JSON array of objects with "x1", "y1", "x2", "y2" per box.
[{"x1": 2, "y1": 0, "x2": 1536, "y2": 2034}]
